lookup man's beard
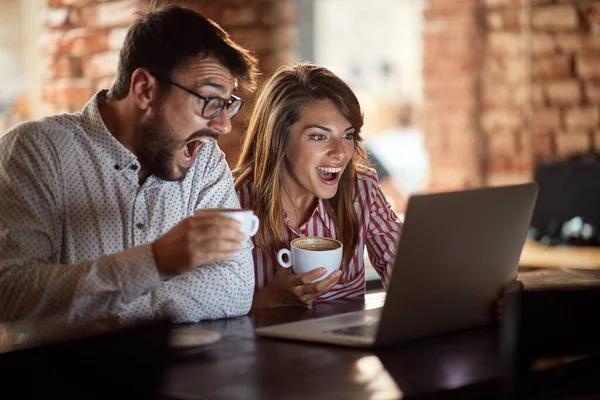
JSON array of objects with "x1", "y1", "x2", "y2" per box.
[{"x1": 137, "y1": 111, "x2": 217, "y2": 182}]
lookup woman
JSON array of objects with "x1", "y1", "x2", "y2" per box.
[{"x1": 234, "y1": 63, "x2": 402, "y2": 309}]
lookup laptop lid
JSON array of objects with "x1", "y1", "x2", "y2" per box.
[{"x1": 375, "y1": 182, "x2": 538, "y2": 346}]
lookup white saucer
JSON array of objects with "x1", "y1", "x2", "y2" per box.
[{"x1": 168, "y1": 327, "x2": 221, "y2": 349}]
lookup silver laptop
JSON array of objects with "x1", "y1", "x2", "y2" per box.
[{"x1": 255, "y1": 183, "x2": 539, "y2": 348}]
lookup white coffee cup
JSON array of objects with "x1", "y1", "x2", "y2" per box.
[
  {"x1": 194, "y1": 208, "x2": 260, "y2": 237},
  {"x1": 277, "y1": 237, "x2": 343, "y2": 282}
]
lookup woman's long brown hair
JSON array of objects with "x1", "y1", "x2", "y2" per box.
[{"x1": 234, "y1": 63, "x2": 368, "y2": 265}]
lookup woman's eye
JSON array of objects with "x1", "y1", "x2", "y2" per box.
[
  {"x1": 309, "y1": 134, "x2": 326, "y2": 141},
  {"x1": 343, "y1": 132, "x2": 355, "y2": 140}
]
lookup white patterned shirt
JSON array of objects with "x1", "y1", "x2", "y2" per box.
[
  {"x1": 238, "y1": 169, "x2": 402, "y2": 300},
  {"x1": 0, "y1": 91, "x2": 254, "y2": 327}
]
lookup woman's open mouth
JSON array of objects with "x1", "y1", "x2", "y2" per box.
[{"x1": 317, "y1": 166, "x2": 343, "y2": 185}]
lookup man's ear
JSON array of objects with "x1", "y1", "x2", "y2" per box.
[{"x1": 129, "y1": 68, "x2": 156, "y2": 111}]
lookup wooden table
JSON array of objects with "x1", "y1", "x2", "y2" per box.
[
  {"x1": 519, "y1": 239, "x2": 600, "y2": 270},
  {"x1": 159, "y1": 293, "x2": 504, "y2": 400}
]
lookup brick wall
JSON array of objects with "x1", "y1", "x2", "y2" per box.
[
  {"x1": 41, "y1": 0, "x2": 297, "y2": 167},
  {"x1": 423, "y1": 0, "x2": 600, "y2": 191}
]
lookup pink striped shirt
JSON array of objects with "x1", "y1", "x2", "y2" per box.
[{"x1": 237, "y1": 168, "x2": 402, "y2": 301}]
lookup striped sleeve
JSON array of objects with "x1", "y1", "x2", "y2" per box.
[{"x1": 362, "y1": 169, "x2": 402, "y2": 289}]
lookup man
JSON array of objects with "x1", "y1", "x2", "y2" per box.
[{"x1": 0, "y1": 6, "x2": 259, "y2": 327}]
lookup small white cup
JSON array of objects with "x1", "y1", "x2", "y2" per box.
[
  {"x1": 194, "y1": 208, "x2": 260, "y2": 237},
  {"x1": 277, "y1": 237, "x2": 343, "y2": 282}
]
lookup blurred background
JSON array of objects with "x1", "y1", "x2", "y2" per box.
[{"x1": 1, "y1": 0, "x2": 599, "y2": 217}]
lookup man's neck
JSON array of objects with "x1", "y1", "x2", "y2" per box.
[
  {"x1": 98, "y1": 97, "x2": 150, "y2": 183},
  {"x1": 99, "y1": 97, "x2": 140, "y2": 157}
]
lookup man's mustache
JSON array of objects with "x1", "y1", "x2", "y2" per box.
[{"x1": 185, "y1": 130, "x2": 219, "y2": 142}]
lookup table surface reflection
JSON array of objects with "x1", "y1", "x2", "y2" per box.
[{"x1": 160, "y1": 292, "x2": 502, "y2": 400}]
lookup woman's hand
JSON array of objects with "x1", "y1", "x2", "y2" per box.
[{"x1": 252, "y1": 267, "x2": 342, "y2": 310}]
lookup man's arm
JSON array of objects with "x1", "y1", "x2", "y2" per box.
[
  {"x1": 0, "y1": 127, "x2": 162, "y2": 326},
  {"x1": 120, "y1": 145, "x2": 255, "y2": 323}
]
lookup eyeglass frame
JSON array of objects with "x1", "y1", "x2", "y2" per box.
[{"x1": 149, "y1": 72, "x2": 244, "y2": 120}]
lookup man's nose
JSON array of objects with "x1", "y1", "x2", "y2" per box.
[{"x1": 207, "y1": 108, "x2": 232, "y2": 135}]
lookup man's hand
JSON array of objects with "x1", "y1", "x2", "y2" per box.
[
  {"x1": 252, "y1": 267, "x2": 342, "y2": 310},
  {"x1": 151, "y1": 214, "x2": 246, "y2": 276}
]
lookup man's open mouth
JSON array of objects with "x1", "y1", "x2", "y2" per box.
[{"x1": 183, "y1": 140, "x2": 203, "y2": 161}]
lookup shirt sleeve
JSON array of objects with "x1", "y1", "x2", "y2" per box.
[
  {"x1": 119, "y1": 145, "x2": 255, "y2": 323},
  {"x1": 0, "y1": 125, "x2": 162, "y2": 327},
  {"x1": 363, "y1": 170, "x2": 402, "y2": 289}
]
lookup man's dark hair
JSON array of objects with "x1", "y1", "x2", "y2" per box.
[{"x1": 108, "y1": 6, "x2": 259, "y2": 100}]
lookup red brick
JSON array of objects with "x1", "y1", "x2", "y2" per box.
[
  {"x1": 503, "y1": 9, "x2": 522, "y2": 30},
  {"x1": 531, "y1": 108, "x2": 562, "y2": 133},
  {"x1": 505, "y1": 59, "x2": 527, "y2": 83},
  {"x1": 79, "y1": 0, "x2": 143, "y2": 29},
  {"x1": 424, "y1": 0, "x2": 477, "y2": 17},
  {"x1": 483, "y1": 0, "x2": 511, "y2": 8},
  {"x1": 258, "y1": 53, "x2": 272, "y2": 75},
  {"x1": 529, "y1": 133, "x2": 555, "y2": 160},
  {"x1": 584, "y1": 79, "x2": 600, "y2": 103},
  {"x1": 482, "y1": 84, "x2": 510, "y2": 108},
  {"x1": 482, "y1": 57, "x2": 526, "y2": 84},
  {"x1": 585, "y1": 3, "x2": 600, "y2": 27},
  {"x1": 423, "y1": 14, "x2": 477, "y2": 37},
  {"x1": 532, "y1": 5, "x2": 579, "y2": 31},
  {"x1": 532, "y1": 55, "x2": 572, "y2": 80},
  {"x1": 576, "y1": 55, "x2": 600, "y2": 79},
  {"x1": 481, "y1": 109, "x2": 522, "y2": 134},
  {"x1": 42, "y1": 78, "x2": 94, "y2": 110},
  {"x1": 83, "y1": 51, "x2": 119, "y2": 79},
  {"x1": 545, "y1": 80, "x2": 582, "y2": 106},
  {"x1": 108, "y1": 28, "x2": 128, "y2": 51},
  {"x1": 43, "y1": 7, "x2": 73, "y2": 29},
  {"x1": 46, "y1": 56, "x2": 79, "y2": 79},
  {"x1": 48, "y1": 0, "x2": 92, "y2": 6},
  {"x1": 229, "y1": 27, "x2": 272, "y2": 54},
  {"x1": 424, "y1": 38, "x2": 475, "y2": 61},
  {"x1": 532, "y1": 33, "x2": 554, "y2": 56},
  {"x1": 556, "y1": 131, "x2": 591, "y2": 157},
  {"x1": 487, "y1": 172, "x2": 532, "y2": 186},
  {"x1": 257, "y1": 3, "x2": 273, "y2": 26},
  {"x1": 222, "y1": 6, "x2": 257, "y2": 26},
  {"x1": 274, "y1": 25, "x2": 298, "y2": 53},
  {"x1": 40, "y1": 31, "x2": 66, "y2": 55},
  {"x1": 486, "y1": 12, "x2": 504, "y2": 30},
  {"x1": 554, "y1": 33, "x2": 587, "y2": 53},
  {"x1": 274, "y1": 0, "x2": 296, "y2": 25},
  {"x1": 488, "y1": 32, "x2": 522, "y2": 57},
  {"x1": 565, "y1": 107, "x2": 599, "y2": 130},
  {"x1": 515, "y1": 84, "x2": 545, "y2": 107},
  {"x1": 274, "y1": 48, "x2": 297, "y2": 66},
  {"x1": 488, "y1": 132, "x2": 518, "y2": 155},
  {"x1": 62, "y1": 29, "x2": 109, "y2": 56}
]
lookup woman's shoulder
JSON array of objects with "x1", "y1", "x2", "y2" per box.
[
  {"x1": 235, "y1": 176, "x2": 255, "y2": 208},
  {"x1": 355, "y1": 165, "x2": 380, "y2": 186}
]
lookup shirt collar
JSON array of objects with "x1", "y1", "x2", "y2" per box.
[{"x1": 80, "y1": 90, "x2": 144, "y2": 179}]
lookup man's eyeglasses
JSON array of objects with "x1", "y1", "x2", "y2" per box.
[{"x1": 150, "y1": 73, "x2": 244, "y2": 120}]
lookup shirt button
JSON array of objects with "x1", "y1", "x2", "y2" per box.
[
  {"x1": 130, "y1": 165, "x2": 138, "y2": 171},
  {"x1": 136, "y1": 223, "x2": 145, "y2": 230},
  {"x1": 114, "y1": 164, "x2": 120, "y2": 170}
]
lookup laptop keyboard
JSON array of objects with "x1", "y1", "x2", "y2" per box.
[{"x1": 328, "y1": 324, "x2": 377, "y2": 338}]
